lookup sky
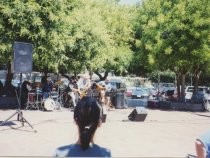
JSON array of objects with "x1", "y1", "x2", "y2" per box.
[{"x1": 119, "y1": 0, "x2": 140, "y2": 5}]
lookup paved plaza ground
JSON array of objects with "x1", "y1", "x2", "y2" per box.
[{"x1": 0, "y1": 107, "x2": 210, "y2": 157}]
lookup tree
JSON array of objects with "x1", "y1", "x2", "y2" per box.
[
  {"x1": 0, "y1": 0, "x2": 135, "y2": 82},
  {"x1": 94, "y1": 0, "x2": 134, "y2": 78},
  {"x1": 61, "y1": 0, "x2": 134, "y2": 79},
  {"x1": 133, "y1": 0, "x2": 210, "y2": 97},
  {"x1": 0, "y1": 0, "x2": 79, "y2": 74}
]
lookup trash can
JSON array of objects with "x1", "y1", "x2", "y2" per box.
[{"x1": 114, "y1": 92, "x2": 125, "y2": 109}]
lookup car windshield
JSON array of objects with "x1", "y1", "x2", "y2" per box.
[{"x1": 187, "y1": 87, "x2": 194, "y2": 92}]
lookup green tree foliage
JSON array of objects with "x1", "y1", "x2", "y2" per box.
[
  {"x1": 133, "y1": 0, "x2": 210, "y2": 96},
  {"x1": 60, "y1": 0, "x2": 134, "y2": 78},
  {"x1": 60, "y1": 0, "x2": 114, "y2": 75},
  {"x1": 0, "y1": 0, "x2": 79, "y2": 73},
  {"x1": 0, "y1": 0, "x2": 134, "y2": 80},
  {"x1": 101, "y1": 2, "x2": 134, "y2": 76}
]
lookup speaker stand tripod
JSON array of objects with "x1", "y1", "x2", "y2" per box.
[{"x1": 0, "y1": 74, "x2": 37, "y2": 133}]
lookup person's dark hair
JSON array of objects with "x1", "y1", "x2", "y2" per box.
[
  {"x1": 74, "y1": 96, "x2": 102, "y2": 150},
  {"x1": 41, "y1": 76, "x2": 47, "y2": 84},
  {"x1": 91, "y1": 82, "x2": 97, "y2": 89}
]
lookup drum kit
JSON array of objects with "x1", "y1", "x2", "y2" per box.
[{"x1": 26, "y1": 82, "x2": 63, "y2": 111}]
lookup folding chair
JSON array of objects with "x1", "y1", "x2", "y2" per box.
[{"x1": 26, "y1": 92, "x2": 39, "y2": 110}]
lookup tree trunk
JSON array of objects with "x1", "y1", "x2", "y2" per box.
[
  {"x1": 5, "y1": 62, "x2": 13, "y2": 83},
  {"x1": 176, "y1": 73, "x2": 181, "y2": 98},
  {"x1": 181, "y1": 73, "x2": 186, "y2": 97},
  {"x1": 193, "y1": 70, "x2": 202, "y2": 93},
  {"x1": 89, "y1": 71, "x2": 93, "y2": 80},
  {"x1": 4, "y1": 62, "x2": 15, "y2": 97},
  {"x1": 94, "y1": 70, "x2": 109, "y2": 81}
]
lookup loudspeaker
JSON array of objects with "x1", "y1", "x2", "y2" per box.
[
  {"x1": 128, "y1": 107, "x2": 147, "y2": 121},
  {"x1": 13, "y1": 42, "x2": 33, "y2": 73}
]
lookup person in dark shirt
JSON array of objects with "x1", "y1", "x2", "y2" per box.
[
  {"x1": 42, "y1": 76, "x2": 53, "y2": 99},
  {"x1": 54, "y1": 96, "x2": 111, "y2": 157}
]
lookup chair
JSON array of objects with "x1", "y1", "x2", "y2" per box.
[{"x1": 26, "y1": 92, "x2": 39, "y2": 110}]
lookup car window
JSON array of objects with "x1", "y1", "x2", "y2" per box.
[
  {"x1": 187, "y1": 87, "x2": 194, "y2": 92},
  {"x1": 198, "y1": 87, "x2": 207, "y2": 92}
]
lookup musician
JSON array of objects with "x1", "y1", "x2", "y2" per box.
[
  {"x1": 91, "y1": 82, "x2": 106, "y2": 91},
  {"x1": 91, "y1": 82, "x2": 106, "y2": 104},
  {"x1": 66, "y1": 76, "x2": 80, "y2": 108},
  {"x1": 41, "y1": 76, "x2": 53, "y2": 99},
  {"x1": 77, "y1": 75, "x2": 91, "y2": 97}
]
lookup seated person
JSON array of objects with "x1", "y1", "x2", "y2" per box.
[
  {"x1": 195, "y1": 130, "x2": 210, "y2": 158},
  {"x1": 54, "y1": 96, "x2": 111, "y2": 157},
  {"x1": 41, "y1": 76, "x2": 53, "y2": 99}
]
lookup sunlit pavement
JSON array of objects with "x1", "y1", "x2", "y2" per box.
[{"x1": 0, "y1": 108, "x2": 210, "y2": 157}]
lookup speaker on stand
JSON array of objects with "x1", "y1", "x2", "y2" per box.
[
  {"x1": 0, "y1": 42, "x2": 36, "y2": 132},
  {"x1": 13, "y1": 42, "x2": 33, "y2": 73}
]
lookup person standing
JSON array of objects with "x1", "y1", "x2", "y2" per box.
[
  {"x1": 54, "y1": 96, "x2": 111, "y2": 157},
  {"x1": 66, "y1": 76, "x2": 79, "y2": 108},
  {"x1": 77, "y1": 75, "x2": 91, "y2": 98}
]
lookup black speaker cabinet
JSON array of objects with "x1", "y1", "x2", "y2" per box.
[
  {"x1": 13, "y1": 42, "x2": 33, "y2": 73},
  {"x1": 128, "y1": 107, "x2": 147, "y2": 121}
]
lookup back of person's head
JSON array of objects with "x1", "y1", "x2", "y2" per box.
[
  {"x1": 74, "y1": 96, "x2": 102, "y2": 150},
  {"x1": 70, "y1": 76, "x2": 77, "y2": 84},
  {"x1": 91, "y1": 82, "x2": 97, "y2": 89}
]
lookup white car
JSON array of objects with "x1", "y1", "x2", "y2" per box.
[
  {"x1": 185, "y1": 86, "x2": 194, "y2": 100},
  {"x1": 185, "y1": 86, "x2": 208, "y2": 100}
]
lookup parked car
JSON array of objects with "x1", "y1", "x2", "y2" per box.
[
  {"x1": 148, "y1": 87, "x2": 158, "y2": 99},
  {"x1": 98, "y1": 79, "x2": 126, "y2": 92},
  {"x1": 125, "y1": 86, "x2": 136, "y2": 97},
  {"x1": 131, "y1": 87, "x2": 149, "y2": 99},
  {"x1": 185, "y1": 86, "x2": 194, "y2": 100},
  {"x1": 185, "y1": 86, "x2": 208, "y2": 100}
]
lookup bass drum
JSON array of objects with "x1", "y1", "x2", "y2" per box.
[{"x1": 43, "y1": 98, "x2": 55, "y2": 111}]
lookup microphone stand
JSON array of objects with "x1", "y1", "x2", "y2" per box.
[{"x1": 0, "y1": 73, "x2": 37, "y2": 132}]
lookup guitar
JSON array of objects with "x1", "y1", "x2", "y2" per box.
[{"x1": 78, "y1": 88, "x2": 88, "y2": 99}]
